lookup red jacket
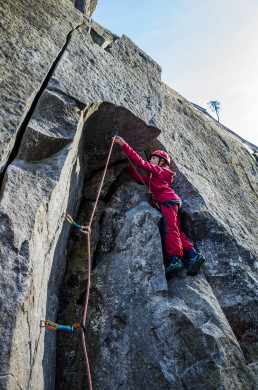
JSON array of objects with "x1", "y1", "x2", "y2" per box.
[{"x1": 122, "y1": 142, "x2": 180, "y2": 204}]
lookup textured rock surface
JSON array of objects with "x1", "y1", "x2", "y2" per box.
[
  {"x1": 0, "y1": 0, "x2": 83, "y2": 174},
  {"x1": 48, "y1": 25, "x2": 163, "y2": 131},
  {"x1": 87, "y1": 194, "x2": 254, "y2": 390},
  {"x1": 156, "y1": 84, "x2": 258, "y2": 367},
  {"x1": 74, "y1": 0, "x2": 98, "y2": 17},
  {"x1": 0, "y1": 0, "x2": 257, "y2": 389},
  {"x1": 0, "y1": 3, "x2": 162, "y2": 388},
  {"x1": 56, "y1": 175, "x2": 257, "y2": 389},
  {"x1": 0, "y1": 89, "x2": 86, "y2": 389}
]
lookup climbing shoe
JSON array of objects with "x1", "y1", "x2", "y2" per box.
[
  {"x1": 186, "y1": 251, "x2": 205, "y2": 276},
  {"x1": 165, "y1": 256, "x2": 184, "y2": 279}
]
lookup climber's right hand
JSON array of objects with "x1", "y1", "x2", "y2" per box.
[{"x1": 113, "y1": 135, "x2": 125, "y2": 146}]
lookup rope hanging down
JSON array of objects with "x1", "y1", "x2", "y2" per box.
[
  {"x1": 79, "y1": 134, "x2": 116, "y2": 390},
  {"x1": 41, "y1": 132, "x2": 116, "y2": 390},
  {"x1": 42, "y1": 130, "x2": 152, "y2": 390}
]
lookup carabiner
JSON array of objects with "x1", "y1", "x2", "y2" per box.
[
  {"x1": 65, "y1": 213, "x2": 74, "y2": 224},
  {"x1": 80, "y1": 226, "x2": 91, "y2": 235}
]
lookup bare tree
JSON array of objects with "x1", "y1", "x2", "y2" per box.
[{"x1": 207, "y1": 100, "x2": 221, "y2": 122}]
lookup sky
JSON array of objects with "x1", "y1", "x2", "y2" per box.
[{"x1": 93, "y1": 0, "x2": 258, "y2": 146}]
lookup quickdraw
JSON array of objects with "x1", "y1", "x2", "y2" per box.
[
  {"x1": 64, "y1": 213, "x2": 91, "y2": 235},
  {"x1": 114, "y1": 121, "x2": 118, "y2": 136},
  {"x1": 40, "y1": 320, "x2": 85, "y2": 333},
  {"x1": 43, "y1": 132, "x2": 117, "y2": 390}
]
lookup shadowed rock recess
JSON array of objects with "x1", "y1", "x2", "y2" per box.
[{"x1": 0, "y1": 0, "x2": 257, "y2": 389}]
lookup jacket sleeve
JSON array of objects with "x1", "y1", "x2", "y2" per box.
[
  {"x1": 127, "y1": 165, "x2": 148, "y2": 185},
  {"x1": 122, "y1": 142, "x2": 163, "y2": 175}
]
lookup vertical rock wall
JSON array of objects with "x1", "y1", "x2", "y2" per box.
[
  {"x1": 0, "y1": 0, "x2": 84, "y2": 175},
  {"x1": 158, "y1": 85, "x2": 258, "y2": 366},
  {"x1": 0, "y1": 3, "x2": 163, "y2": 388},
  {"x1": 0, "y1": 1, "x2": 257, "y2": 389},
  {"x1": 56, "y1": 172, "x2": 256, "y2": 389}
]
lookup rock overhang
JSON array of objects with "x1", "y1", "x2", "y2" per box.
[{"x1": 83, "y1": 102, "x2": 161, "y2": 171}]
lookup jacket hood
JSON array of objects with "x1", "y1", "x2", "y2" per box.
[{"x1": 162, "y1": 168, "x2": 175, "y2": 185}]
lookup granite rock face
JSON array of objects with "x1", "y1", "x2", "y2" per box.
[
  {"x1": 74, "y1": 0, "x2": 98, "y2": 17},
  {"x1": 0, "y1": 0, "x2": 257, "y2": 389},
  {"x1": 0, "y1": 0, "x2": 84, "y2": 175},
  {"x1": 156, "y1": 85, "x2": 258, "y2": 368},
  {"x1": 0, "y1": 89, "x2": 86, "y2": 389},
  {"x1": 57, "y1": 177, "x2": 256, "y2": 390}
]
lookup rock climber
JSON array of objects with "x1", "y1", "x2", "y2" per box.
[{"x1": 114, "y1": 135, "x2": 205, "y2": 278}]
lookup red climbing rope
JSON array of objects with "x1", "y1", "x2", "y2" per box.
[
  {"x1": 81, "y1": 231, "x2": 92, "y2": 390},
  {"x1": 80, "y1": 135, "x2": 116, "y2": 390},
  {"x1": 63, "y1": 135, "x2": 152, "y2": 390},
  {"x1": 88, "y1": 136, "x2": 116, "y2": 229},
  {"x1": 124, "y1": 153, "x2": 151, "y2": 192}
]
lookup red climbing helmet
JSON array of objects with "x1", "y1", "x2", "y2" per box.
[{"x1": 149, "y1": 150, "x2": 171, "y2": 167}]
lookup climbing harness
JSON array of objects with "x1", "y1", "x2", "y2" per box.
[{"x1": 40, "y1": 320, "x2": 85, "y2": 333}]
